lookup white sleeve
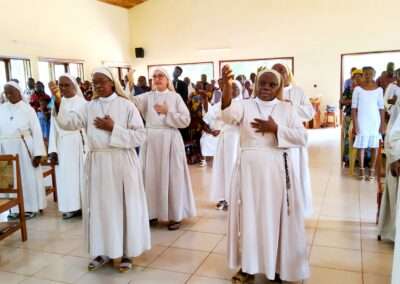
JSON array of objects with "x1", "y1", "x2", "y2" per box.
[
  {"x1": 109, "y1": 103, "x2": 146, "y2": 149},
  {"x1": 295, "y1": 87, "x2": 315, "y2": 122},
  {"x1": 378, "y1": 88, "x2": 384, "y2": 110},
  {"x1": 56, "y1": 100, "x2": 88, "y2": 131},
  {"x1": 47, "y1": 113, "x2": 58, "y2": 154},
  {"x1": 221, "y1": 100, "x2": 244, "y2": 125},
  {"x1": 276, "y1": 108, "x2": 308, "y2": 148},
  {"x1": 164, "y1": 95, "x2": 191, "y2": 128},
  {"x1": 29, "y1": 108, "x2": 46, "y2": 157},
  {"x1": 351, "y1": 87, "x2": 360, "y2": 109}
]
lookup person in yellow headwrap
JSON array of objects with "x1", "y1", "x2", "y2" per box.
[{"x1": 341, "y1": 68, "x2": 363, "y2": 166}]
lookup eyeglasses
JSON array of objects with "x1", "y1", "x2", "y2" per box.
[{"x1": 152, "y1": 74, "x2": 166, "y2": 79}]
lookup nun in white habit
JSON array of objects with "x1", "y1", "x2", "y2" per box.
[
  {"x1": 0, "y1": 81, "x2": 46, "y2": 219},
  {"x1": 222, "y1": 65, "x2": 309, "y2": 283},
  {"x1": 48, "y1": 74, "x2": 87, "y2": 219},
  {"x1": 132, "y1": 67, "x2": 196, "y2": 231},
  {"x1": 273, "y1": 63, "x2": 315, "y2": 217},
  {"x1": 52, "y1": 67, "x2": 150, "y2": 272},
  {"x1": 209, "y1": 80, "x2": 241, "y2": 211}
]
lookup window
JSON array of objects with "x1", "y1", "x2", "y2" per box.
[
  {"x1": 0, "y1": 57, "x2": 31, "y2": 92},
  {"x1": 341, "y1": 50, "x2": 400, "y2": 93},
  {"x1": 148, "y1": 62, "x2": 214, "y2": 83},
  {"x1": 38, "y1": 58, "x2": 84, "y2": 94},
  {"x1": 219, "y1": 57, "x2": 295, "y2": 79},
  {"x1": 107, "y1": 66, "x2": 131, "y2": 84}
]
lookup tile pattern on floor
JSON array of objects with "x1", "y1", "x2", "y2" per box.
[{"x1": 0, "y1": 128, "x2": 393, "y2": 283}]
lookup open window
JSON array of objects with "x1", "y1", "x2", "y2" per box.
[{"x1": 0, "y1": 57, "x2": 31, "y2": 91}]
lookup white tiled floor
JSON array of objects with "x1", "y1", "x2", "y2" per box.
[{"x1": 0, "y1": 128, "x2": 394, "y2": 283}]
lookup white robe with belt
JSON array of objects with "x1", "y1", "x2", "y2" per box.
[
  {"x1": 48, "y1": 95, "x2": 87, "y2": 213},
  {"x1": 387, "y1": 111, "x2": 400, "y2": 283},
  {"x1": 379, "y1": 94, "x2": 400, "y2": 241},
  {"x1": 224, "y1": 98, "x2": 309, "y2": 282},
  {"x1": 133, "y1": 90, "x2": 196, "y2": 222},
  {"x1": 56, "y1": 93, "x2": 150, "y2": 258},
  {"x1": 0, "y1": 101, "x2": 46, "y2": 212},
  {"x1": 209, "y1": 101, "x2": 240, "y2": 202},
  {"x1": 283, "y1": 85, "x2": 315, "y2": 217}
]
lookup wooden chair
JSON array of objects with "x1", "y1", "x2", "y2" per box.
[
  {"x1": 0, "y1": 154, "x2": 27, "y2": 242},
  {"x1": 324, "y1": 111, "x2": 338, "y2": 128},
  {"x1": 41, "y1": 160, "x2": 58, "y2": 203}
]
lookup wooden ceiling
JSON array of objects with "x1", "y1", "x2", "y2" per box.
[{"x1": 98, "y1": 0, "x2": 147, "y2": 9}]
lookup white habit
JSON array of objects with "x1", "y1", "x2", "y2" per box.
[
  {"x1": 200, "y1": 103, "x2": 221, "y2": 157},
  {"x1": 48, "y1": 95, "x2": 87, "y2": 213},
  {"x1": 0, "y1": 101, "x2": 47, "y2": 212},
  {"x1": 209, "y1": 100, "x2": 240, "y2": 203},
  {"x1": 133, "y1": 90, "x2": 197, "y2": 222},
  {"x1": 56, "y1": 93, "x2": 151, "y2": 258},
  {"x1": 283, "y1": 84, "x2": 314, "y2": 217},
  {"x1": 224, "y1": 98, "x2": 309, "y2": 282}
]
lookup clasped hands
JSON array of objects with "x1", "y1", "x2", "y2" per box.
[{"x1": 94, "y1": 115, "x2": 114, "y2": 132}]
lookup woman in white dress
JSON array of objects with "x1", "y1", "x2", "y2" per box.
[
  {"x1": 53, "y1": 67, "x2": 151, "y2": 273},
  {"x1": 0, "y1": 81, "x2": 46, "y2": 219},
  {"x1": 48, "y1": 74, "x2": 87, "y2": 219},
  {"x1": 273, "y1": 63, "x2": 314, "y2": 217},
  {"x1": 221, "y1": 65, "x2": 309, "y2": 283},
  {"x1": 132, "y1": 68, "x2": 196, "y2": 231},
  {"x1": 351, "y1": 66, "x2": 385, "y2": 180},
  {"x1": 209, "y1": 80, "x2": 242, "y2": 211}
]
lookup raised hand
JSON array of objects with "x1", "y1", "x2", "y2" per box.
[
  {"x1": 250, "y1": 116, "x2": 278, "y2": 135},
  {"x1": 154, "y1": 102, "x2": 168, "y2": 115},
  {"x1": 221, "y1": 65, "x2": 235, "y2": 109},
  {"x1": 94, "y1": 115, "x2": 114, "y2": 132}
]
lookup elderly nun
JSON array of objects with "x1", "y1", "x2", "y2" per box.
[
  {"x1": 0, "y1": 81, "x2": 47, "y2": 219},
  {"x1": 51, "y1": 67, "x2": 151, "y2": 273},
  {"x1": 221, "y1": 65, "x2": 310, "y2": 283},
  {"x1": 48, "y1": 74, "x2": 87, "y2": 219},
  {"x1": 132, "y1": 67, "x2": 196, "y2": 231}
]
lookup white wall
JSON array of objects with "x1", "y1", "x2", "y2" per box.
[
  {"x1": 129, "y1": 0, "x2": 400, "y2": 107},
  {"x1": 0, "y1": 0, "x2": 131, "y2": 80}
]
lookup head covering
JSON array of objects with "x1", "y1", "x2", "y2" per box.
[
  {"x1": 59, "y1": 73, "x2": 84, "y2": 98},
  {"x1": 4, "y1": 81, "x2": 22, "y2": 94},
  {"x1": 254, "y1": 68, "x2": 283, "y2": 100},
  {"x1": 232, "y1": 80, "x2": 243, "y2": 99},
  {"x1": 351, "y1": 69, "x2": 363, "y2": 77},
  {"x1": 91, "y1": 67, "x2": 128, "y2": 99},
  {"x1": 151, "y1": 68, "x2": 176, "y2": 92}
]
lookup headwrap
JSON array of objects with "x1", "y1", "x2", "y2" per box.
[
  {"x1": 351, "y1": 69, "x2": 363, "y2": 77},
  {"x1": 59, "y1": 73, "x2": 84, "y2": 98},
  {"x1": 4, "y1": 81, "x2": 22, "y2": 95},
  {"x1": 91, "y1": 67, "x2": 128, "y2": 99},
  {"x1": 151, "y1": 67, "x2": 176, "y2": 92},
  {"x1": 254, "y1": 67, "x2": 283, "y2": 100}
]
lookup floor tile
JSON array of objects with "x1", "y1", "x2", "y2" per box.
[
  {"x1": 304, "y1": 266, "x2": 362, "y2": 284},
  {"x1": 309, "y1": 246, "x2": 362, "y2": 272},
  {"x1": 172, "y1": 231, "x2": 223, "y2": 252}
]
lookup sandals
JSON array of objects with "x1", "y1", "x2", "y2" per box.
[
  {"x1": 358, "y1": 168, "x2": 365, "y2": 180},
  {"x1": 88, "y1": 255, "x2": 110, "y2": 271},
  {"x1": 367, "y1": 169, "x2": 376, "y2": 181},
  {"x1": 168, "y1": 221, "x2": 181, "y2": 231},
  {"x1": 119, "y1": 257, "x2": 132, "y2": 273},
  {"x1": 232, "y1": 269, "x2": 255, "y2": 283}
]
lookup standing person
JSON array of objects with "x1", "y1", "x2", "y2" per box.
[
  {"x1": 30, "y1": 81, "x2": 50, "y2": 112},
  {"x1": 243, "y1": 80, "x2": 252, "y2": 99},
  {"x1": 211, "y1": 78, "x2": 223, "y2": 105},
  {"x1": 132, "y1": 68, "x2": 196, "y2": 231},
  {"x1": 378, "y1": 77, "x2": 400, "y2": 241},
  {"x1": 23, "y1": 77, "x2": 35, "y2": 103},
  {"x1": 340, "y1": 69, "x2": 363, "y2": 166},
  {"x1": 221, "y1": 65, "x2": 309, "y2": 283},
  {"x1": 173, "y1": 66, "x2": 189, "y2": 141},
  {"x1": 184, "y1": 77, "x2": 195, "y2": 98},
  {"x1": 384, "y1": 69, "x2": 400, "y2": 115},
  {"x1": 273, "y1": 63, "x2": 315, "y2": 217},
  {"x1": 343, "y1": 67, "x2": 357, "y2": 91},
  {"x1": 352, "y1": 66, "x2": 385, "y2": 180},
  {"x1": 210, "y1": 80, "x2": 242, "y2": 211},
  {"x1": 377, "y1": 62, "x2": 396, "y2": 91},
  {"x1": 48, "y1": 74, "x2": 87, "y2": 220},
  {"x1": 53, "y1": 67, "x2": 151, "y2": 272},
  {"x1": 0, "y1": 81, "x2": 47, "y2": 219}
]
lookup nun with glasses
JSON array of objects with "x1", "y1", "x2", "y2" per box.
[{"x1": 132, "y1": 67, "x2": 196, "y2": 231}]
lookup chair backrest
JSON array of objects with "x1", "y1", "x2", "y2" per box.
[{"x1": 0, "y1": 155, "x2": 22, "y2": 195}]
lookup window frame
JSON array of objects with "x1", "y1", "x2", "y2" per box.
[
  {"x1": 38, "y1": 57, "x2": 85, "y2": 81},
  {"x1": 147, "y1": 61, "x2": 215, "y2": 82},
  {"x1": 0, "y1": 56, "x2": 32, "y2": 86}
]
